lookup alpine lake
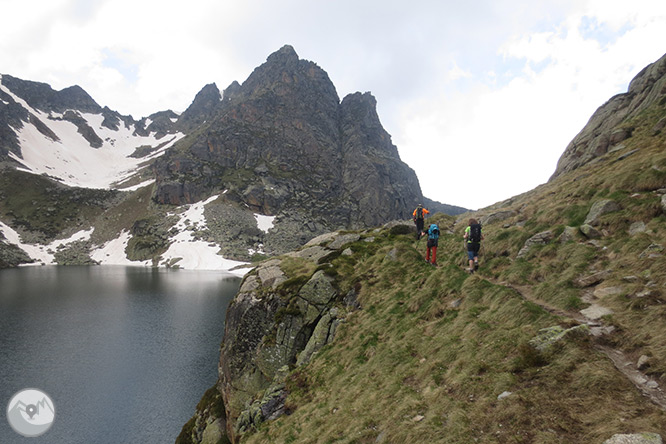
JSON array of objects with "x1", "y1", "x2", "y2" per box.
[{"x1": 0, "y1": 265, "x2": 240, "y2": 444}]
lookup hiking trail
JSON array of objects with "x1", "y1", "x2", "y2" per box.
[{"x1": 482, "y1": 274, "x2": 666, "y2": 411}]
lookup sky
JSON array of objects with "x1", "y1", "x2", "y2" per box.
[{"x1": 1, "y1": 0, "x2": 665, "y2": 210}]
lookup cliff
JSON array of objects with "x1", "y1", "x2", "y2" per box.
[{"x1": 551, "y1": 51, "x2": 666, "y2": 179}]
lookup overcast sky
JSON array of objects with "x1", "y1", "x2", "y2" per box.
[{"x1": 2, "y1": 0, "x2": 665, "y2": 210}]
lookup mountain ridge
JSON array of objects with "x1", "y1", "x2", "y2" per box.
[
  {"x1": 0, "y1": 46, "x2": 465, "y2": 269},
  {"x1": 551, "y1": 51, "x2": 666, "y2": 179}
]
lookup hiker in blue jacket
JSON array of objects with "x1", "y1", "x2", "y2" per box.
[{"x1": 425, "y1": 224, "x2": 439, "y2": 266}]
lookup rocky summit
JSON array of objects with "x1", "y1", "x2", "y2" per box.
[
  {"x1": 153, "y1": 45, "x2": 427, "y2": 232},
  {"x1": 0, "y1": 45, "x2": 464, "y2": 268}
]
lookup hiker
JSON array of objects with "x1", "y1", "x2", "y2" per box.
[
  {"x1": 463, "y1": 218, "x2": 483, "y2": 273},
  {"x1": 425, "y1": 223, "x2": 439, "y2": 266},
  {"x1": 412, "y1": 204, "x2": 430, "y2": 240}
]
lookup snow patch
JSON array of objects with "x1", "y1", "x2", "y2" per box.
[
  {"x1": 116, "y1": 178, "x2": 156, "y2": 192},
  {"x1": 254, "y1": 214, "x2": 275, "y2": 233},
  {"x1": 160, "y1": 195, "x2": 251, "y2": 274},
  {"x1": 0, "y1": 221, "x2": 93, "y2": 265},
  {"x1": 90, "y1": 230, "x2": 151, "y2": 266}
]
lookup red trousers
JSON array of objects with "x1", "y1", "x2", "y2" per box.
[{"x1": 426, "y1": 246, "x2": 437, "y2": 264}]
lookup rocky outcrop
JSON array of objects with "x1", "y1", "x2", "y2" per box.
[
  {"x1": 152, "y1": 46, "x2": 424, "y2": 246},
  {"x1": 204, "y1": 228, "x2": 371, "y2": 442},
  {"x1": 551, "y1": 52, "x2": 666, "y2": 179},
  {"x1": 176, "y1": 83, "x2": 221, "y2": 133}
]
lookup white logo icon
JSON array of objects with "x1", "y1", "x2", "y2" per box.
[{"x1": 6, "y1": 388, "x2": 56, "y2": 437}]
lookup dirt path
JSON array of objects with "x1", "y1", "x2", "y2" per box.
[{"x1": 484, "y1": 276, "x2": 666, "y2": 411}]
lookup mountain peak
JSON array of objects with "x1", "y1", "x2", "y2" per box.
[
  {"x1": 0, "y1": 75, "x2": 100, "y2": 114},
  {"x1": 176, "y1": 83, "x2": 221, "y2": 131},
  {"x1": 266, "y1": 44, "x2": 299, "y2": 64}
]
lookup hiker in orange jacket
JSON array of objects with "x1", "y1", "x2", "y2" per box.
[{"x1": 412, "y1": 204, "x2": 430, "y2": 240}]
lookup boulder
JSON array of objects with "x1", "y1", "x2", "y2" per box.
[
  {"x1": 574, "y1": 270, "x2": 611, "y2": 288},
  {"x1": 517, "y1": 231, "x2": 553, "y2": 258},
  {"x1": 652, "y1": 116, "x2": 666, "y2": 135},
  {"x1": 480, "y1": 210, "x2": 517, "y2": 226},
  {"x1": 639, "y1": 243, "x2": 664, "y2": 258},
  {"x1": 285, "y1": 245, "x2": 330, "y2": 263},
  {"x1": 580, "y1": 224, "x2": 602, "y2": 239},
  {"x1": 257, "y1": 260, "x2": 286, "y2": 288},
  {"x1": 305, "y1": 231, "x2": 340, "y2": 247},
  {"x1": 201, "y1": 419, "x2": 226, "y2": 444},
  {"x1": 580, "y1": 304, "x2": 614, "y2": 320},
  {"x1": 637, "y1": 355, "x2": 651, "y2": 370},
  {"x1": 328, "y1": 233, "x2": 361, "y2": 250},
  {"x1": 593, "y1": 286, "x2": 624, "y2": 298},
  {"x1": 528, "y1": 325, "x2": 589, "y2": 352},
  {"x1": 584, "y1": 199, "x2": 622, "y2": 226},
  {"x1": 603, "y1": 433, "x2": 662, "y2": 444},
  {"x1": 629, "y1": 221, "x2": 647, "y2": 235},
  {"x1": 559, "y1": 226, "x2": 579, "y2": 243}
]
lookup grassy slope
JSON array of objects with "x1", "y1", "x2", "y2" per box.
[
  {"x1": 238, "y1": 105, "x2": 666, "y2": 443},
  {"x1": 0, "y1": 168, "x2": 120, "y2": 241}
]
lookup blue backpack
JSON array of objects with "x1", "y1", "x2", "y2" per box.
[{"x1": 427, "y1": 224, "x2": 440, "y2": 240}]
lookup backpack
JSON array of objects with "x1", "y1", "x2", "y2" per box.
[
  {"x1": 428, "y1": 224, "x2": 440, "y2": 240},
  {"x1": 415, "y1": 207, "x2": 424, "y2": 220},
  {"x1": 469, "y1": 223, "x2": 481, "y2": 243}
]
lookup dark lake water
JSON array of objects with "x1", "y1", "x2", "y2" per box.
[{"x1": 0, "y1": 266, "x2": 240, "y2": 444}]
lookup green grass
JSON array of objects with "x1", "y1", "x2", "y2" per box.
[{"x1": 236, "y1": 116, "x2": 666, "y2": 443}]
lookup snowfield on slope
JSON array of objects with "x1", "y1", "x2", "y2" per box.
[
  {"x1": 157, "y1": 195, "x2": 252, "y2": 275},
  {"x1": 0, "y1": 79, "x2": 185, "y2": 190},
  {"x1": 1, "y1": 195, "x2": 259, "y2": 275}
]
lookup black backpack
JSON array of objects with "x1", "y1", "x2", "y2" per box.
[
  {"x1": 415, "y1": 207, "x2": 424, "y2": 220},
  {"x1": 469, "y1": 224, "x2": 482, "y2": 243}
]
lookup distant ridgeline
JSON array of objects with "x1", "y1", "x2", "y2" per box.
[{"x1": 0, "y1": 45, "x2": 465, "y2": 269}]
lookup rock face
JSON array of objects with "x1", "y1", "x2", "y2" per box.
[
  {"x1": 551, "y1": 52, "x2": 666, "y2": 179},
  {"x1": 211, "y1": 229, "x2": 367, "y2": 442},
  {"x1": 153, "y1": 45, "x2": 424, "y2": 236}
]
